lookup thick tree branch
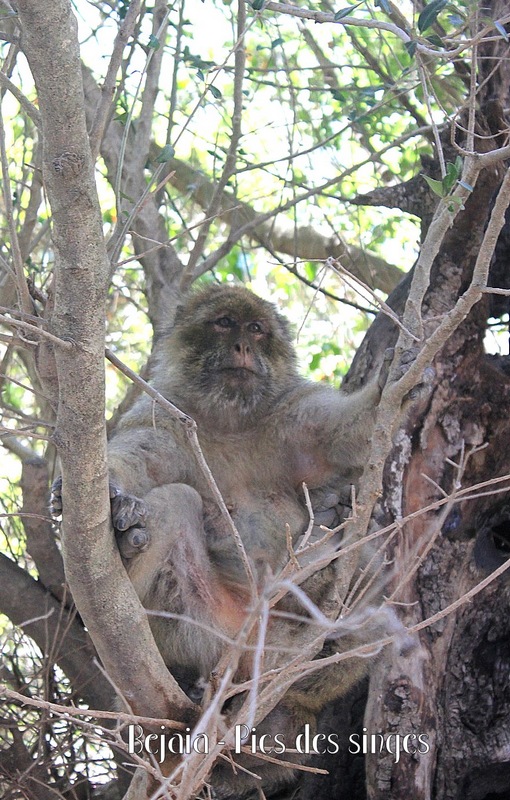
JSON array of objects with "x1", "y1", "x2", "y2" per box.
[{"x1": 13, "y1": 0, "x2": 194, "y2": 722}]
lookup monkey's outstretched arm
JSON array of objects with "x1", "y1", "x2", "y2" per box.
[{"x1": 292, "y1": 379, "x2": 381, "y2": 483}]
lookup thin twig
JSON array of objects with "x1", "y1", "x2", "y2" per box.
[
  {"x1": 182, "y1": 0, "x2": 247, "y2": 284},
  {"x1": 0, "y1": 313, "x2": 73, "y2": 349},
  {"x1": 0, "y1": 70, "x2": 41, "y2": 126},
  {"x1": 0, "y1": 96, "x2": 32, "y2": 315},
  {"x1": 89, "y1": 0, "x2": 143, "y2": 160},
  {"x1": 326, "y1": 257, "x2": 420, "y2": 340},
  {"x1": 0, "y1": 687, "x2": 187, "y2": 728}
]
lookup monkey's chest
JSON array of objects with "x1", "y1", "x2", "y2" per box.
[{"x1": 201, "y1": 430, "x2": 333, "y2": 496}]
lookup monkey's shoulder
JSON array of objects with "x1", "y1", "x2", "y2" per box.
[{"x1": 107, "y1": 398, "x2": 195, "y2": 491}]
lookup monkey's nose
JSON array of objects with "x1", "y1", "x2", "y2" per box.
[{"x1": 234, "y1": 342, "x2": 251, "y2": 355}]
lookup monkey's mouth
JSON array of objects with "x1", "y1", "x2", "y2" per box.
[{"x1": 220, "y1": 367, "x2": 258, "y2": 379}]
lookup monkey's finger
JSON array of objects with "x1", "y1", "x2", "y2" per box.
[
  {"x1": 49, "y1": 475, "x2": 63, "y2": 516},
  {"x1": 314, "y1": 508, "x2": 341, "y2": 528},
  {"x1": 109, "y1": 480, "x2": 122, "y2": 499},
  {"x1": 111, "y1": 493, "x2": 147, "y2": 531}
]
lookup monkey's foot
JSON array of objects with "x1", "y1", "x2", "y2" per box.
[
  {"x1": 49, "y1": 477, "x2": 148, "y2": 530},
  {"x1": 116, "y1": 526, "x2": 150, "y2": 559},
  {"x1": 111, "y1": 487, "x2": 149, "y2": 558},
  {"x1": 110, "y1": 488, "x2": 147, "y2": 532}
]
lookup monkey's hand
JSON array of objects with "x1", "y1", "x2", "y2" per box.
[
  {"x1": 50, "y1": 476, "x2": 149, "y2": 558},
  {"x1": 49, "y1": 475, "x2": 63, "y2": 517},
  {"x1": 307, "y1": 486, "x2": 351, "y2": 529},
  {"x1": 379, "y1": 346, "x2": 435, "y2": 403}
]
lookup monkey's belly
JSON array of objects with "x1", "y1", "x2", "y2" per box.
[{"x1": 205, "y1": 491, "x2": 309, "y2": 583}]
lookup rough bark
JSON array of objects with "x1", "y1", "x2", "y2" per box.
[
  {"x1": 302, "y1": 166, "x2": 510, "y2": 800},
  {"x1": 322, "y1": 17, "x2": 510, "y2": 795}
]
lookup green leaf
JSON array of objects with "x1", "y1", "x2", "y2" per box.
[
  {"x1": 447, "y1": 196, "x2": 464, "y2": 212},
  {"x1": 334, "y1": 3, "x2": 362, "y2": 21},
  {"x1": 425, "y1": 33, "x2": 444, "y2": 47},
  {"x1": 118, "y1": 0, "x2": 130, "y2": 21},
  {"x1": 443, "y1": 167, "x2": 456, "y2": 193},
  {"x1": 251, "y1": 0, "x2": 264, "y2": 10},
  {"x1": 423, "y1": 174, "x2": 446, "y2": 197},
  {"x1": 209, "y1": 85, "x2": 222, "y2": 99},
  {"x1": 207, "y1": 148, "x2": 225, "y2": 160},
  {"x1": 309, "y1": 352, "x2": 322, "y2": 371},
  {"x1": 417, "y1": 0, "x2": 448, "y2": 33},
  {"x1": 404, "y1": 40, "x2": 417, "y2": 57},
  {"x1": 155, "y1": 144, "x2": 175, "y2": 163},
  {"x1": 494, "y1": 20, "x2": 509, "y2": 41},
  {"x1": 197, "y1": 69, "x2": 204, "y2": 81},
  {"x1": 271, "y1": 37, "x2": 284, "y2": 47},
  {"x1": 147, "y1": 33, "x2": 160, "y2": 49}
]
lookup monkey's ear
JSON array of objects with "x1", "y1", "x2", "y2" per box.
[
  {"x1": 173, "y1": 284, "x2": 221, "y2": 328},
  {"x1": 170, "y1": 291, "x2": 201, "y2": 332}
]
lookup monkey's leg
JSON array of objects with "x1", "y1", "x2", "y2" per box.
[{"x1": 121, "y1": 484, "x2": 247, "y2": 678}]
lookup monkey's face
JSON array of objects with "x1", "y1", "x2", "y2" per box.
[{"x1": 170, "y1": 285, "x2": 299, "y2": 426}]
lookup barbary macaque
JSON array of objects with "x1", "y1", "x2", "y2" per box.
[{"x1": 52, "y1": 283, "x2": 401, "y2": 797}]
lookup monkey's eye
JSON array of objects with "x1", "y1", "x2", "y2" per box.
[
  {"x1": 215, "y1": 316, "x2": 235, "y2": 329},
  {"x1": 247, "y1": 322, "x2": 264, "y2": 334}
]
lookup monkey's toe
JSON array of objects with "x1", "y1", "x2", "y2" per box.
[{"x1": 116, "y1": 527, "x2": 150, "y2": 559}]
